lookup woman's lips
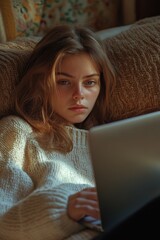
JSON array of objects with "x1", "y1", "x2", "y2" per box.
[{"x1": 68, "y1": 105, "x2": 87, "y2": 112}]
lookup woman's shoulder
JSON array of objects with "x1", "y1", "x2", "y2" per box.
[{"x1": 0, "y1": 115, "x2": 33, "y2": 134}]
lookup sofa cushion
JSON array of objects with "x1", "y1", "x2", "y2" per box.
[
  {"x1": 0, "y1": 37, "x2": 38, "y2": 118},
  {"x1": 104, "y1": 16, "x2": 160, "y2": 122}
]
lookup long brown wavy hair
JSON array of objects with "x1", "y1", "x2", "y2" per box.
[{"x1": 15, "y1": 25, "x2": 115, "y2": 153}]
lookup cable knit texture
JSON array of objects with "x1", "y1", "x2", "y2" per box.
[{"x1": 0, "y1": 116, "x2": 99, "y2": 240}]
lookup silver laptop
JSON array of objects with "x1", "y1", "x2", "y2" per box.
[{"x1": 81, "y1": 111, "x2": 160, "y2": 233}]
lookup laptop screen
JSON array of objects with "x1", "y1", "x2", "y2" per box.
[{"x1": 88, "y1": 111, "x2": 160, "y2": 232}]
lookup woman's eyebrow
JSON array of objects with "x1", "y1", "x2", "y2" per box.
[
  {"x1": 56, "y1": 72, "x2": 100, "y2": 78},
  {"x1": 56, "y1": 72, "x2": 74, "y2": 77},
  {"x1": 84, "y1": 74, "x2": 100, "y2": 78}
]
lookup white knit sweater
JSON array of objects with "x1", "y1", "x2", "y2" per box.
[{"x1": 0, "y1": 116, "x2": 100, "y2": 240}]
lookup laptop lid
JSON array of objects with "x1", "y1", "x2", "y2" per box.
[{"x1": 88, "y1": 111, "x2": 160, "y2": 233}]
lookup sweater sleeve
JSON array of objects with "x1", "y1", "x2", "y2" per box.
[{"x1": 0, "y1": 116, "x2": 97, "y2": 240}]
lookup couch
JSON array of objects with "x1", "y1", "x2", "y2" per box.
[{"x1": 0, "y1": 15, "x2": 160, "y2": 122}]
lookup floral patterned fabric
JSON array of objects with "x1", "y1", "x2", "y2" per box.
[
  {"x1": 38, "y1": 0, "x2": 121, "y2": 35},
  {"x1": 13, "y1": 0, "x2": 120, "y2": 37},
  {"x1": 12, "y1": 0, "x2": 44, "y2": 37}
]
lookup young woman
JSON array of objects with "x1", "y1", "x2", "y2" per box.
[{"x1": 0, "y1": 25, "x2": 115, "y2": 240}]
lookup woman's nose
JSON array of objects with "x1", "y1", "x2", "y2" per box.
[{"x1": 72, "y1": 86, "x2": 84, "y2": 100}]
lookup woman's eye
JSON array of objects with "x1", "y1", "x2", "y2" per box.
[
  {"x1": 84, "y1": 80, "x2": 97, "y2": 86},
  {"x1": 57, "y1": 80, "x2": 70, "y2": 85}
]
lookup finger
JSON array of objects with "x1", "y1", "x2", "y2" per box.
[
  {"x1": 74, "y1": 188, "x2": 99, "y2": 201},
  {"x1": 78, "y1": 205, "x2": 100, "y2": 219},
  {"x1": 68, "y1": 195, "x2": 100, "y2": 221},
  {"x1": 73, "y1": 197, "x2": 99, "y2": 208},
  {"x1": 68, "y1": 204, "x2": 100, "y2": 221},
  {"x1": 68, "y1": 195, "x2": 99, "y2": 212},
  {"x1": 79, "y1": 191, "x2": 98, "y2": 201},
  {"x1": 83, "y1": 187, "x2": 97, "y2": 192},
  {"x1": 72, "y1": 204, "x2": 100, "y2": 220}
]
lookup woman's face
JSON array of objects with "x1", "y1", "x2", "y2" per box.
[{"x1": 52, "y1": 53, "x2": 100, "y2": 124}]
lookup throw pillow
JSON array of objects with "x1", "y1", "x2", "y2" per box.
[
  {"x1": 0, "y1": 37, "x2": 38, "y2": 118},
  {"x1": 104, "y1": 16, "x2": 160, "y2": 122}
]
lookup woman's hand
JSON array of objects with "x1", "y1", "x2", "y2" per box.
[{"x1": 67, "y1": 187, "x2": 100, "y2": 221}]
